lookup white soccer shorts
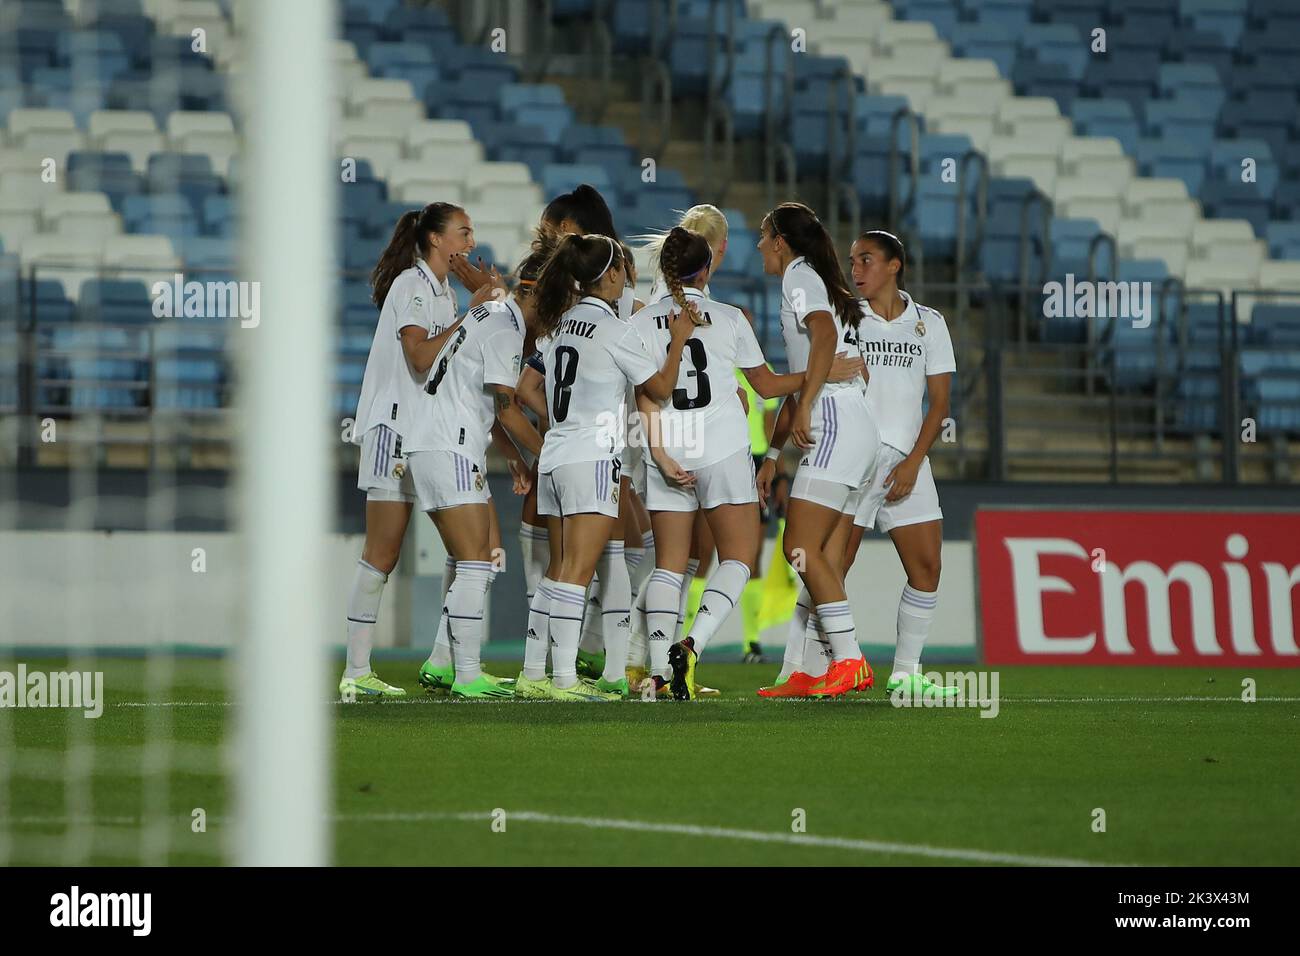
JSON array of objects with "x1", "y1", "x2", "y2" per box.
[
  {"x1": 537, "y1": 458, "x2": 621, "y2": 518},
  {"x1": 645, "y1": 446, "x2": 759, "y2": 512},
  {"x1": 407, "y1": 449, "x2": 493, "y2": 513},
  {"x1": 854, "y1": 445, "x2": 942, "y2": 531},
  {"x1": 357, "y1": 425, "x2": 417, "y2": 504}
]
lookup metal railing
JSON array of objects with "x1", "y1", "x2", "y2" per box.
[
  {"x1": 825, "y1": 66, "x2": 857, "y2": 244},
  {"x1": 700, "y1": 0, "x2": 736, "y2": 202},
  {"x1": 762, "y1": 22, "x2": 795, "y2": 211}
]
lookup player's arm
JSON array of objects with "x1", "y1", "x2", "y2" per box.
[
  {"x1": 492, "y1": 384, "x2": 543, "y2": 458},
  {"x1": 489, "y1": 419, "x2": 532, "y2": 495},
  {"x1": 636, "y1": 388, "x2": 694, "y2": 486},
  {"x1": 755, "y1": 397, "x2": 796, "y2": 506},
  {"x1": 514, "y1": 364, "x2": 549, "y2": 431},
  {"x1": 638, "y1": 307, "x2": 696, "y2": 402},
  {"x1": 790, "y1": 312, "x2": 836, "y2": 447},
  {"x1": 884, "y1": 372, "x2": 951, "y2": 503},
  {"x1": 400, "y1": 319, "x2": 462, "y2": 375}
]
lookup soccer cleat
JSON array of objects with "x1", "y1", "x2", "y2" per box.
[
  {"x1": 756, "y1": 671, "x2": 825, "y2": 698},
  {"x1": 855, "y1": 659, "x2": 875, "y2": 692},
  {"x1": 886, "y1": 672, "x2": 959, "y2": 699},
  {"x1": 812, "y1": 657, "x2": 870, "y2": 697},
  {"x1": 451, "y1": 675, "x2": 515, "y2": 700},
  {"x1": 513, "y1": 673, "x2": 554, "y2": 700},
  {"x1": 420, "y1": 661, "x2": 515, "y2": 692},
  {"x1": 695, "y1": 684, "x2": 721, "y2": 697},
  {"x1": 625, "y1": 665, "x2": 648, "y2": 688},
  {"x1": 575, "y1": 649, "x2": 606, "y2": 679},
  {"x1": 339, "y1": 672, "x2": 407, "y2": 699},
  {"x1": 595, "y1": 676, "x2": 629, "y2": 698},
  {"x1": 742, "y1": 641, "x2": 765, "y2": 664},
  {"x1": 417, "y1": 661, "x2": 454, "y2": 691},
  {"x1": 668, "y1": 641, "x2": 697, "y2": 701},
  {"x1": 547, "y1": 677, "x2": 620, "y2": 702}
]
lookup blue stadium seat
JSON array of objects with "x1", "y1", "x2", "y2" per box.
[{"x1": 1135, "y1": 137, "x2": 1207, "y2": 195}]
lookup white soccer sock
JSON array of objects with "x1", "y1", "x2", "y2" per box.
[
  {"x1": 634, "y1": 530, "x2": 655, "y2": 590},
  {"x1": 687, "y1": 559, "x2": 751, "y2": 656},
  {"x1": 522, "y1": 577, "x2": 555, "y2": 681},
  {"x1": 778, "y1": 586, "x2": 813, "y2": 681},
  {"x1": 547, "y1": 581, "x2": 588, "y2": 688},
  {"x1": 596, "y1": 541, "x2": 632, "y2": 683},
  {"x1": 817, "y1": 600, "x2": 862, "y2": 662},
  {"x1": 345, "y1": 559, "x2": 387, "y2": 678},
  {"x1": 893, "y1": 584, "x2": 938, "y2": 680},
  {"x1": 802, "y1": 611, "x2": 831, "y2": 678},
  {"x1": 675, "y1": 557, "x2": 700, "y2": 639},
  {"x1": 628, "y1": 573, "x2": 650, "y2": 669},
  {"x1": 445, "y1": 560, "x2": 493, "y2": 685},
  {"x1": 519, "y1": 523, "x2": 548, "y2": 604},
  {"x1": 427, "y1": 555, "x2": 456, "y2": 667},
  {"x1": 646, "y1": 568, "x2": 685, "y2": 679},
  {"x1": 578, "y1": 572, "x2": 604, "y2": 654},
  {"x1": 624, "y1": 545, "x2": 645, "y2": 580}
]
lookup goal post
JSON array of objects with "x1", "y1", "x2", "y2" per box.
[{"x1": 234, "y1": 0, "x2": 335, "y2": 866}]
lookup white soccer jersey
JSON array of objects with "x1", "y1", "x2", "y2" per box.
[
  {"x1": 403, "y1": 297, "x2": 525, "y2": 462},
  {"x1": 779, "y1": 256, "x2": 865, "y2": 398},
  {"x1": 537, "y1": 295, "x2": 660, "y2": 472},
  {"x1": 353, "y1": 260, "x2": 458, "y2": 443},
  {"x1": 648, "y1": 275, "x2": 711, "y2": 303},
  {"x1": 857, "y1": 291, "x2": 956, "y2": 455},
  {"x1": 632, "y1": 287, "x2": 765, "y2": 467}
]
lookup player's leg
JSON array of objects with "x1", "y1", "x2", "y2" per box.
[
  {"x1": 625, "y1": 483, "x2": 654, "y2": 684},
  {"x1": 517, "y1": 471, "x2": 563, "y2": 695},
  {"x1": 429, "y1": 502, "x2": 510, "y2": 699},
  {"x1": 799, "y1": 511, "x2": 860, "y2": 683},
  {"x1": 645, "y1": 509, "x2": 694, "y2": 694},
  {"x1": 549, "y1": 511, "x2": 622, "y2": 698},
  {"x1": 591, "y1": 481, "x2": 636, "y2": 696},
  {"x1": 682, "y1": 511, "x2": 714, "y2": 634},
  {"x1": 886, "y1": 518, "x2": 955, "y2": 698},
  {"x1": 341, "y1": 497, "x2": 412, "y2": 698}
]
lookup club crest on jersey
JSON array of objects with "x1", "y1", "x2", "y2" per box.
[
  {"x1": 475, "y1": 472, "x2": 485, "y2": 491},
  {"x1": 413, "y1": 296, "x2": 423, "y2": 308},
  {"x1": 611, "y1": 487, "x2": 620, "y2": 505},
  {"x1": 392, "y1": 463, "x2": 406, "y2": 480},
  {"x1": 915, "y1": 320, "x2": 926, "y2": 337}
]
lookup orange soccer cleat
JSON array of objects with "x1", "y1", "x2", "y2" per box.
[
  {"x1": 854, "y1": 658, "x2": 874, "y2": 692},
  {"x1": 814, "y1": 657, "x2": 871, "y2": 697},
  {"x1": 756, "y1": 671, "x2": 827, "y2": 698}
]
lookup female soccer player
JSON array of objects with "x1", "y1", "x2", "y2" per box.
[
  {"x1": 515, "y1": 234, "x2": 698, "y2": 701},
  {"x1": 844, "y1": 230, "x2": 958, "y2": 698},
  {"x1": 633, "y1": 226, "x2": 858, "y2": 700},
  {"x1": 752, "y1": 202, "x2": 880, "y2": 699},
  {"x1": 340, "y1": 202, "x2": 497, "y2": 699},
  {"x1": 402, "y1": 233, "x2": 546, "y2": 698}
]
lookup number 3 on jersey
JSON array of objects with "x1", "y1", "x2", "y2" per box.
[
  {"x1": 551, "y1": 345, "x2": 580, "y2": 422},
  {"x1": 672, "y1": 338, "x2": 711, "y2": 410}
]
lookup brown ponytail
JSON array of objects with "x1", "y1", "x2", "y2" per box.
[
  {"x1": 532, "y1": 233, "x2": 624, "y2": 339},
  {"x1": 658, "y1": 226, "x2": 712, "y2": 311},
  {"x1": 370, "y1": 201, "x2": 462, "y2": 308},
  {"x1": 762, "y1": 201, "x2": 860, "y2": 328}
]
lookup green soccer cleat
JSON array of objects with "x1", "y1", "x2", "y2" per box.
[
  {"x1": 595, "y1": 676, "x2": 629, "y2": 698},
  {"x1": 668, "y1": 641, "x2": 697, "y2": 701},
  {"x1": 417, "y1": 661, "x2": 454, "y2": 691},
  {"x1": 513, "y1": 673, "x2": 553, "y2": 700},
  {"x1": 575, "y1": 649, "x2": 606, "y2": 679},
  {"x1": 451, "y1": 675, "x2": 515, "y2": 700},
  {"x1": 547, "y1": 677, "x2": 620, "y2": 702},
  {"x1": 886, "y1": 672, "x2": 961, "y2": 699},
  {"x1": 339, "y1": 672, "x2": 407, "y2": 700},
  {"x1": 420, "y1": 661, "x2": 515, "y2": 692}
]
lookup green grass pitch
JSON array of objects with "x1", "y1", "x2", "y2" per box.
[{"x1": 4, "y1": 656, "x2": 1299, "y2": 866}]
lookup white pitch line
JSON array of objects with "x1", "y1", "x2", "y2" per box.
[
  {"x1": 110, "y1": 695, "x2": 1300, "y2": 708},
  {"x1": 333, "y1": 810, "x2": 1121, "y2": 867},
  {"x1": 3, "y1": 810, "x2": 1124, "y2": 866}
]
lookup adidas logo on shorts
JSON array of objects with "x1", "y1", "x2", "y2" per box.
[{"x1": 526, "y1": 628, "x2": 538, "y2": 639}]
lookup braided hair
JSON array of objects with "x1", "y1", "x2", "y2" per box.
[{"x1": 658, "y1": 226, "x2": 712, "y2": 312}]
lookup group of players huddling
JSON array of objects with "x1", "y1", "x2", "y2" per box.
[{"x1": 340, "y1": 184, "x2": 961, "y2": 703}]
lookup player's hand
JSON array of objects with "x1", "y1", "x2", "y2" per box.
[
  {"x1": 507, "y1": 457, "x2": 532, "y2": 495},
  {"x1": 756, "y1": 456, "x2": 777, "y2": 507},
  {"x1": 451, "y1": 253, "x2": 493, "y2": 293},
  {"x1": 468, "y1": 263, "x2": 504, "y2": 308},
  {"x1": 884, "y1": 455, "x2": 921, "y2": 502},
  {"x1": 653, "y1": 449, "x2": 696, "y2": 487},
  {"x1": 791, "y1": 401, "x2": 814, "y2": 449},
  {"x1": 827, "y1": 350, "x2": 865, "y2": 383}
]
